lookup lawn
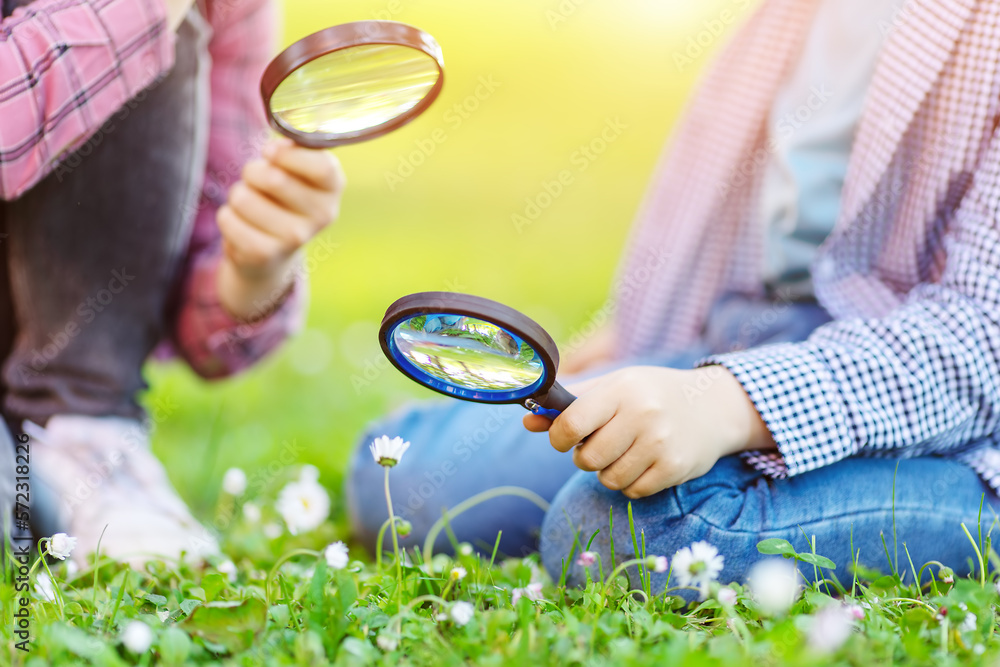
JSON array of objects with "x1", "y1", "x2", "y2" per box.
[{"x1": 6, "y1": 0, "x2": 1000, "y2": 664}]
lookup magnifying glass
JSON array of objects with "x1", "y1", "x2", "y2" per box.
[
  {"x1": 379, "y1": 292, "x2": 577, "y2": 419},
  {"x1": 261, "y1": 21, "x2": 445, "y2": 149}
]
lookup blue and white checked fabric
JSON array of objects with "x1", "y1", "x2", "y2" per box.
[{"x1": 614, "y1": 0, "x2": 1000, "y2": 492}]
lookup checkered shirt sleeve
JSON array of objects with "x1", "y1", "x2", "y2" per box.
[
  {"x1": 0, "y1": 0, "x2": 174, "y2": 200},
  {"x1": 701, "y1": 121, "x2": 1000, "y2": 481}
]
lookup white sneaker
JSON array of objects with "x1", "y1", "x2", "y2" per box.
[{"x1": 25, "y1": 415, "x2": 218, "y2": 567}]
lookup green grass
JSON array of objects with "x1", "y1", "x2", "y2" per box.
[
  {"x1": 8, "y1": 0, "x2": 1000, "y2": 664},
  {"x1": 5, "y1": 482, "x2": 1000, "y2": 666}
]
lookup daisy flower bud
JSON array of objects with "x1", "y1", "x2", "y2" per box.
[
  {"x1": 46, "y1": 533, "x2": 77, "y2": 561},
  {"x1": 324, "y1": 541, "x2": 350, "y2": 570},
  {"x1": 449, "y1": 601, "x2": 475, "y2": 626}
]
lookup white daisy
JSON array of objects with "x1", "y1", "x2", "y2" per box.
[
  {"x1": 221, "y1": 467, "x2": 247, "y2": 495},
  {"x1": 648, "y1": 555, "x2": 669, "y2": 573},
  {"x1": 748, "y1": 558, "x2": 800, "y2": 616},
  {"x1": 370, "y1": 435, "x2": 411, "y2": 467},
  {"x1": 324, "y1": 541, "x2": 350, "y2": 570},
  {"x1": 449, "y1": 601, "x2": 475, "y2": 626},
  {"x1": 512, "y1": 582, "x2": 544, "y2": 605},
  {"x1": 807, "y1": 604, "x2": 856, "y2": 653},
  {"x1": 450, "y1": 566, "x2": 467, "y2": 580},
  {"x1": 276, "y1": 478, "x2": 330, "y2": 535},
  {"x1": 671, "y1": 541, "x2": 723, "y2": 597},
  {"x1": 121, "y1": 621, "x2": 154, "y2": 654},
  {"x1": 717, "y1": 587, "x2": 737, "y2": 606},
  {"x1": 242, "y1": 502, "x2": 262, "y2": 523}
]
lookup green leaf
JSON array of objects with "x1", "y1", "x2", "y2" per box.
[
  {"x1": 158, "y1": 627, "x2": 192, "y2": 666},
  {"x1": 143, "y1": 593, "x2": 168, "y2": 607},
  {"x1": 179, "y1": 597, "x2": 267, "y2": 654},
  {"x1": 901, "y1": 607, "x2": 933, "y2": 632},
  {"x1": 180, "y1": 599, "x2": 201, "y2": 616},
  {"x1": 870, "y1": 574, "x2": 900, "y2": 592},
  {"x1": 756, "y1": 538, "x2": 796, "y2": 556},
  {"x1": 201, "y1": 573, "x2": 227, "y2": 602},
  {"x1": 796, "y1": 552, "x2": 836, "y2": 569},
  {"x1": 335, "y1": 571, "x2": 358, "y2": 615},
  {"x1": 660, "y1": 612, "x2": 688, "y2": 629},
  {"x1": 269, "y1": 604, "x2": 291, "y2": 628},
  {"x1": 47, "y1": 622, "x2": 105, "y2": 658}
]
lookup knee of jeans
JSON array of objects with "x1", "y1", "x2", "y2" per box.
[
  {"x1": 540, "y1": 466, "x2": 757, "y2": 590},
  {"x1": 539, "y1": 471, "x2": 682, "y2": 587}
]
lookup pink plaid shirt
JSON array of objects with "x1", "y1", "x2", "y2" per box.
[
  {"x1": 615, "y1": 0, "x2": 1000, "y2": 490},
  {"x1": 0, "y1": 0, "x2": 302, "y2": 378}
]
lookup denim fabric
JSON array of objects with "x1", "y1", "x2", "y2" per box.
[
  {"x1": 543, "y1": 452, "x2": 1000, "y2": 592},
  {"x1": 347, "y1": 293, "x2": 1000, "y2": 588},
  {"x1": 0, "y1": 9, "x2": 210, "y2": 424}
]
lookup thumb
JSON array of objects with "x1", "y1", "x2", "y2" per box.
[{"x1": 522, "y1": 413, "x2": 553, "y2": 432}]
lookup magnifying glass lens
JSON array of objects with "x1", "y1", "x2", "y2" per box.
[
  {"x1": 270, "y1": 44, "x2": 440, "y2": 137},
  {"x1": 380, "y1": 292, "x2": 577, "y2": 416},
  {"x1": 393, "y1": 315, "x2": 544, "y2": 392}
]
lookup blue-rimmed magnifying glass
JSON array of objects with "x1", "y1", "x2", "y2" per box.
[{"x1": 379, "y1": 292, "x2": 576, "y2": 419}]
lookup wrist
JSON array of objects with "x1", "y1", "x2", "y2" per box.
[
  {"x1": 697, "y1": 366, "x2": 776, "y2": 455},
  {"x1": 216, "y1": 253, "x2": 298, "y2": 322}
]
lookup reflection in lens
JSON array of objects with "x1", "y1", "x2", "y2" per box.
[
  {"x1": 393, "y1": 314, "x2": 543, "y2": 392},
  {"x1": 270, "y1": 44, "x2": 439, "y2": 136}
]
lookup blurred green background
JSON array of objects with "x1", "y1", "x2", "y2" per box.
[{"x1": 146, "y1": 0, "x2": 746, "y2": 527}]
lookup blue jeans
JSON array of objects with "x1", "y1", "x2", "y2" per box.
[{"x1": 346, "y1": 295, "x2": 1000, "y2": 587}]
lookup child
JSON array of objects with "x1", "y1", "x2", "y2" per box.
[
  {"x1": 348, "y1": 0, "x2": 1000, "y2": 587},
  {"x1": 0, "y1": 0, "x2": 344, "y2": 565}
]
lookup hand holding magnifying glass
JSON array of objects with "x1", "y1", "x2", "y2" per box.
[
  {"x1": 218, "y1": 21, "x2": 445, "y2": 320},
  {"x1": 380, "y1": 292, "x2": 776, "y2": 498}
]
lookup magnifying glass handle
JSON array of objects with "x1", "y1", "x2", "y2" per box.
[{"x1": 526, "y1": 381, "x2": 577, "y2": 419}]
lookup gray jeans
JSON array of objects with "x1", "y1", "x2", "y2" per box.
[{"x1": 0, "y1": 6, "x2": 211, "y2": 426}]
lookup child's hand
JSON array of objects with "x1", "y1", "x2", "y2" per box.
[
  {"x1": 216, "y1": 138, "x2": 346, "y2": 319},
  {"x1": 523, "y1": 366, "x2": 775, "y2": 498}
]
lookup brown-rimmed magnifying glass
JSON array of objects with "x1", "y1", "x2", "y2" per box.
[
  {"x1": 261, "y1": 21, "x2": 444, "y2": 149},
  {"x1": 380, "y1": 292, "x2": 578, "y2": 420}
]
